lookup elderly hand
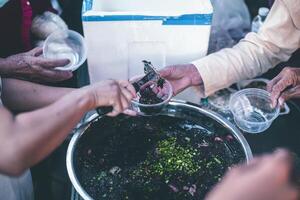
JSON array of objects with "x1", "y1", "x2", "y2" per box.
[
  {"x1": 159, "y1": 64, "x2": 203, "y2": 95},
  {"x1": 267, "y1": 67, "x2": 300, "y2": 107},
  {"x1": 2, "y1": 47, "x2": 72, "y2": 82},
  {"x1": 205, "y1": 149, "x2": 299, "y2": 200}
]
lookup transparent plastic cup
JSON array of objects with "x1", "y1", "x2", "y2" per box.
[
  {"x1": 229, "y1": 88, "x2": 280, "y2": 133},
  {"x1": 43, "y1": 30, "x2": 87, "y2": 71},
  {"x1": 130, "y1": 76, "x2": 173, "y2": 116},
  {"x1": 237, "y1": 78, "x2": 290, "y2": 116},
  {"x1": 208, "y1": 88, "x2": 237, "y2": 111}
]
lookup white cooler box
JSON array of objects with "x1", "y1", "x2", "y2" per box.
[{"x1": 82, "y1": 0, "x2": 213, "y2": 103}]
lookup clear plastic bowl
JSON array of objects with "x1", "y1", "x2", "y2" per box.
[
  {"x1": 43, "y1": 30, "x2": 87, "y2": 71},
  {"x1": 130, "y1": 76, "x2": 173, "y2": 116},
  {"x1": 208, "y1": 88, "x2": 237, "y2": 111},
  {"x1": 229, "y1": 88, "x2": 280, "y2": 133}
]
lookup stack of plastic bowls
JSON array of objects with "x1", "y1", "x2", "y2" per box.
[{"x1": 43, "y1": 30, "x2": 87, "y2": 71}]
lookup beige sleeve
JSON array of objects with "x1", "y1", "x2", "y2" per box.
[
  {"x1": 0, "y1": 77, "x2": 2, "y2": 105},
  {"x1": 192, "y1": 0, "x2": 300, "y2": 97}
]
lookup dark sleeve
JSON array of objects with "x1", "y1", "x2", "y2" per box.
[
  {"x1": 31, "y1": 0, "x2": 57, "y2": 15},
  {"x1": 269, "y1": 0, "x2": 275, "y2": 7}
]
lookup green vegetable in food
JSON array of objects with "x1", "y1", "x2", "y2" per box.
[{"x1": 133, "y1": 137, "x2": 201, "y2": 181}]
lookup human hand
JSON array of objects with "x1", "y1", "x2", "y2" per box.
[
  {"x1": 159, "y1": 64, "x2": 203, "y2": 95},
  {"x1": 2, "y1": 47, "x2": 72, "y2": 82},
  {"x1": 267, "y1": 67, "x2": 300, "y2": 107},
  {"x1": 205, "y1": 149, "x2": 299, "y2": 200},
  {"x1": 85, "y1": 80, "x2": 137, "y2": 116}
]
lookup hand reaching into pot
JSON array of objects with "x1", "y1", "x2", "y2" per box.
[
  {"x1": 0, "y1": 47, "x2": 72, "y2": 82},
  {"x1": 267, "y1": 67, "x2": 300, "y2": 107},
  {"x1": 205, "y1": 149, "x2": 299, "y2": 200},
  {"x1": 159, "y1": 64, "x2": 203, "y2": 95}
]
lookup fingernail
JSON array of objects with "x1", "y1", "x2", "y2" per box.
[
  {"x1": 279, "y1": 98, "x2": 284, "y2": 107},
  {"x1": 274, "y1": 149, "x2": 290, "y2": 158}
]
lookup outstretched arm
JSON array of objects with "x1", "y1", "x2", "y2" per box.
[
  {"x1": 0, "y1": 89, "x2": 90, "y2": 176},
  {"x1": 161, "y1": 0, "x2": 300, "y2": 97},
  {"x1": 193, "y1": 0, "x2": 300, "y2": 96},
  {"x1": 0, "y1": 80, "x2": 136, "y2": 176},
  {"x1": 1, "y1": 78, "x2": 73, "y2": 112}
]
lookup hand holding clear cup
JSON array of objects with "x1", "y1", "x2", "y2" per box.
[
  {"x1": 130, "y1": 75, "x2": 173, "y2": 115},
  {"x1": 43, "y1": 30, "x2": 87, "y2": 72},
  {"x1": 267, "y1": 67, "x2": 300, "y2": 107}
]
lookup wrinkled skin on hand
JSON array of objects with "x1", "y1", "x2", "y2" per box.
[
  {"x1": 2, "y1": 47, "x2": 72, "y2": 83},
  {"x1": 205, "y1": 149, "x2": 299, "y2": 200},
  {"x1": 267, "y1": 67, "x2": 300, "y2": 107},
  {"x1": 159, "y1": 64, "x2": 203, "y2": 95}
]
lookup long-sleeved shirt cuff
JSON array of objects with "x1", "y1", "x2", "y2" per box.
[{"x1": 192, "y1": 58, "x2": 230, "y2": 97}]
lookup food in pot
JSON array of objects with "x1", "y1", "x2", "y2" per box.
[
  {"x1": 75, "y1": 115, "x2": 245, "y2": 200},
  {"x1": 139, "y1": 85, "x2": 164, "y2": 105}
]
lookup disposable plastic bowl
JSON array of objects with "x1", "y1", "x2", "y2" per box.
[
  {"x1": 207, "y1": 88, "x2": 237, "y2": 111},
  {"x1": 229, "y1": 88, "x2": 280, "y2": 133},
  {"x1": 130, "y1": 76, "x2": 173, "y2": 116},
  {"x1": 236, "y1": 78, "x2": 290, "y2": 116},
  {"x1": 43, "y1": 30, "x2": 87, "y2": 71}
]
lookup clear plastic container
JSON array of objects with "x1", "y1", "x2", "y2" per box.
[
  {"x1": 229, "y1": 88, "x2": 280, "y2": 133},
  {"x1": 43, "y1": 30, "x2": 87, "y2": 71},
  {"x1": 237, "y1": 78, "x2": 290, "y2": 116},
  {"x1": 208, "y1": 88, "x2": 237, "y2": 111},
  {"x1": 130, "y1": 76, "x2": 173, "y2": 116}
]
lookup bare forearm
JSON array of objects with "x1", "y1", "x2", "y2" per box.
[
  {"x1": 0, "y1": 58, "x2": 13, "y2": 76},
  {"x1": 0, "y1": 80, "x2": 135, "y2": 176},
  {"x1": 0, "y1": 88, "x2": 93, "y2": 175},
  {"x1": 1, "y1": 78, "x2": 73, "y2": 111}
]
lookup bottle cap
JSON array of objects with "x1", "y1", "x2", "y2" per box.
[{"x1": 258, "y1": 7, "x2": 270, "y2": 17}]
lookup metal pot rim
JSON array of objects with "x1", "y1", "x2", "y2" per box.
[{"x1": 67, "y1": 99, "x2": 253, "y2": 200}]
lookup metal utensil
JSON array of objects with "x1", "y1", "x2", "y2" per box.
[
  {"x1": 77, "y1": 61, "x2": 164, "y2": 129},
  {"x1": 76, "y1": 107, "x2": 113, "y2": 130},
  {"x1": 132, "y1": 60, "x2": 162, "y2": 92}
]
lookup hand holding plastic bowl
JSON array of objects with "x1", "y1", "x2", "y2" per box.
[
  {"x1": 44, "y1": 31, "x2": 172, "y2": 116},
  {"x1": 130, "y1": 75, "x2": 173, "y2": 116},
  {"x1": 229, "y1": 88, "x2": 280, "y2": 134},
  {"x1": 43, "y1": 30, "x2": 87, "y2": 71}
]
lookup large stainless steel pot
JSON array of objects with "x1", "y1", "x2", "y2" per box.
[{"x1": 67, "y1": 100, "x2": 253, "y2": 200}]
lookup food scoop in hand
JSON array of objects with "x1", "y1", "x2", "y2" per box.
[
  {"x1": 96, "y1": 61, "x2": 165, "y2": 116},
  {"x1": 78, "y1": 61, "x2": 172, "y2": 129}
]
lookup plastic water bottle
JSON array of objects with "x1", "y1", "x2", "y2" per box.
[
  {"x1": 251, "y1": 7, "x2": 270, "y2": 33},
  {"x1": 83, "y1": 0, "x2": 93, "y2": 13}
]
